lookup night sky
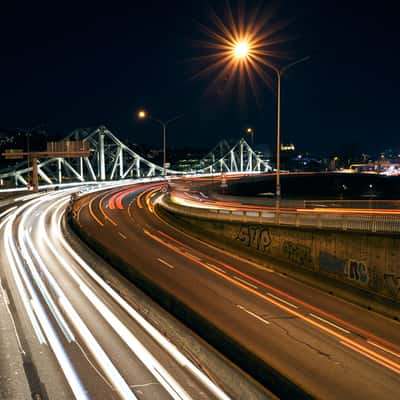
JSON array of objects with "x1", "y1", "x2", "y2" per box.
[{"x1": 1, "y1": 0, "x2": 399, "y2": 155}]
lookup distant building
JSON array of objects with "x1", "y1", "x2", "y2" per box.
[{"x1": 281, "y1": 143, "x2": 295, "y2": 151}]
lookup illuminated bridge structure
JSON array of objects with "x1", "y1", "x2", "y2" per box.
[
  {"x1": 196, "y1": 138, "x2": 271, "y2": 174},
  {"x1": 0, "y1": 126, "x2": 271, "y2": 187}
]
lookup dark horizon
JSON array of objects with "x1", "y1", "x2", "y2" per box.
[{"x1": 1, "y1": 0, "x2": 399, "y2": 155}]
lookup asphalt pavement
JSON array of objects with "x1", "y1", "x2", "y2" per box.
[{"x1": 74, "y1": 183, "x2": 400, "y2": 399}]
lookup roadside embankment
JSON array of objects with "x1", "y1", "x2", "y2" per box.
[{"x1": 159, "y1": 195, "x2": 400, "y2": 320}]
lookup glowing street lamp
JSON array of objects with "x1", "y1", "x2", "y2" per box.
[
  {"x1": 246, "y1": 127, "x2": 254, "y2": 145},
  {"x1": 137, "y1": 109, "x2": 183, "y2": 176},
  {"x1": 232, "y1": 43, "x2": 309, "y2": 200},
  {"x1": 198, "y1": 7, "x2": 309, "y2": 201},
  {"x1": 234, "y1": 41, "x2": 249, "y2": 58},
  {"x1": 137, "y1": 110, "x2": 147, "y2": 119}
]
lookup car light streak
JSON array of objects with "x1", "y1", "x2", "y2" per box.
[
  {"x1": 16, "y1": 196, "x2": 76, "y2": 342},
  {"x1": 80, "y1": 284, "x2": 191, "y2": 400},
  {"x1": 3, "y1": 200, "x2": 89, "y2": 399},
  {"x1": 3, "y1": 204, "x2": 47, "y2": 345},
  {"x1": 37, "y1": 197, "x2": 137, "y2": 400},
  {"x1": 0, "y1": 206, "x2": 17, "y2": 219},
  {"x1": 88, "y1": 192, "x2": 104, "y2": 226},
  {"x1": 340, "y1": 341, "x2": 400, "y2": 375},
  {"x1": 154, "y1": 222, "x2": 400, "y2": 356},
  {"x1": 143, "y1": 228, "x2": 400, "y2": 375},
  {"x1": 22, "y1": 230, "x2": 76, "y2": 342},
  {"x1": 54, "y1": 198, "x2": 231, "y2": 400},
  {"x1": 58, "y1": 297, "x2": 138, "y2": 399}
]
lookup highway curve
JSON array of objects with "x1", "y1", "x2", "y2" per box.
[
  {"x1": 0, "y1": 186, "x2": 239, "y2": 400},
  {"x1": 73, "y1": 182, "x2": 400, "y2": 399}
]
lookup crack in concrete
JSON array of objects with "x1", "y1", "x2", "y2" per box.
[{"x1": 270, "y1": 319, "x2": 341, "y2": 364}]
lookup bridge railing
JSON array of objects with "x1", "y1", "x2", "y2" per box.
[{"x1": 159, "y1": 195, "x2": 400, "y2": 235}]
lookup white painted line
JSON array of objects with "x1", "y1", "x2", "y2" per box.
[
  {"x1": 233, "y1": 276, "x2": 258, "y2": 290},
  {"x1": 367, "y1": 340, "x2": 400, "y2": 359},
  {"x1": 236, "y1": 305, "x2": 270, "y2": 325},
  {"x1": 118, "y1": 232, "x2": 127, "y2": 240},
  {"x1": 309, "y1": 313, "x2": 350, "y2": 334},
  {"x1": 267, "y1": 292, "x2": 298, "y2": 309},
  {"x1": 206, "y1": 263, "x2": 227, "y2": 274},
  {"x1": 158, "y1": 258, "x2": 175, "y2": 269}
]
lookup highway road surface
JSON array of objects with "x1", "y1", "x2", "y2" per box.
[
  {"x1": 74, "y1": 181, "x2": 400, "y2": 399},
  {"x1": 0, "y1": 185, "x2": 241, "y2": 400}
]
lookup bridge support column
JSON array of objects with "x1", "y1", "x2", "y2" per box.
[
  {"x1": 99, "y1": 128, "x2": 106, "y2": 180},
  {"x1": 32, "y1": 158, "x2": 39, "y2": 192},
  {"x1": 58, "y1": 158, "x2": 62, "y2": 184}
]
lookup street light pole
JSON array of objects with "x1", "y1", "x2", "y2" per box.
[
  {"x1": 152, "y1": 116, "x2": 183, "y2": 176},
  {"x1": 137, "y1": 110, "x2": 182, "y2": 176},
  {"x1": 271, "y1": 56, "x2": 310, "y2": 201},
  {"x1": 162, "y1": 122, "x2": 166, "y2": 176}
]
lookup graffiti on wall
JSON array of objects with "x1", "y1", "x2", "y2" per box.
[
  {"x1": 235, "y1": 225, "x2": 271, "y2": 253},
  {"x1": 384, "y1": 274, "x2": 400, "y2": 300},
  {"x1": 282, "y1": 241, "x2": 313, "y2": 269},
  {"x1": 345, "y1": 260, "x2": 369, "y2": 284},
  {"x1": 319, "y1": 252, "x2": 369, "y2": 286}
]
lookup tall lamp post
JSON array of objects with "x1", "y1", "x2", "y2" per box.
[
  {"x1": 231, "y1": 41, "x2": 309, "y2": 201},
  {"x1": 269, "y1": 56, "x2": 310, "y2": 200},
  {"x1": 137, "y1": 110, "x2": 183, "y2": 176}
]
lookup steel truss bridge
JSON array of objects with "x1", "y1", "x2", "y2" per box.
[{"x1": 0, "y1": 126, "x2": 271, "y2": 187}]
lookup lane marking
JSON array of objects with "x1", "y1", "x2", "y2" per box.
[
  {"x1": 233, "y1": 276, "x2": 258, "y2": 290},
  {"x1": 153, "y1": 206, "x2": 400, "y2": 359},
  {"x1": 145, "y1": 205, "x2": 400, "y2": 374},
  {"x1": 309, "y1": 313, "x2": 350, "y2": 334},
  {"x1": 236, "y1": 305, "x2": 270, "y2": 325},
  {"x1": 267, "y1": 292, "x2": 298, "y2": 309},
  {"x1": 154, "y1": 220, "x2": 400, "y2": 357},
  {"x1": 206, "y1": 263, "x2": 226, "y2": 274},
  {"x1": 158, "y1": 258, "x2": 175, "y2": 269},
  {"x1": 118, "y1": 232, "x2": 127, "y2": 240},
  {"x1": 367, "y1": 340, "x2": 400, "y2": 359}
]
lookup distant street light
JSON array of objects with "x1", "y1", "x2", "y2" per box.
[
  {"x1": 137, "y1": 110, "x2": 183, "y2": 176},
  {"x1": 233, "y1": 45, "x2": 310, "y2": 201},
  {"x1": 246, "y1": 127, "x2": 254, "y2": 145}
]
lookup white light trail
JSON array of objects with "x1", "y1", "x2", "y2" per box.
[
  {"x1": 29, "y1": 193, "x2": 137, "y2": 400},
  {"x1": 2, "y1": 200, "x2": 89, "y2": 399},
  {"x1": 52, "y1": 195, "x2": 231, "y2": 400},
  {"x1": 42, "y1": 199, "x2": 189, "y2": 399}
]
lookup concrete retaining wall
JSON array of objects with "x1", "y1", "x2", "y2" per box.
[{"x1": 158, "y1": 206, "x2": 400, "y2": 318}]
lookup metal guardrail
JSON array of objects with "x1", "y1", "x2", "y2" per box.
[{"x1": 160, "y1": 196, "x2": 400, "y2": 235}]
